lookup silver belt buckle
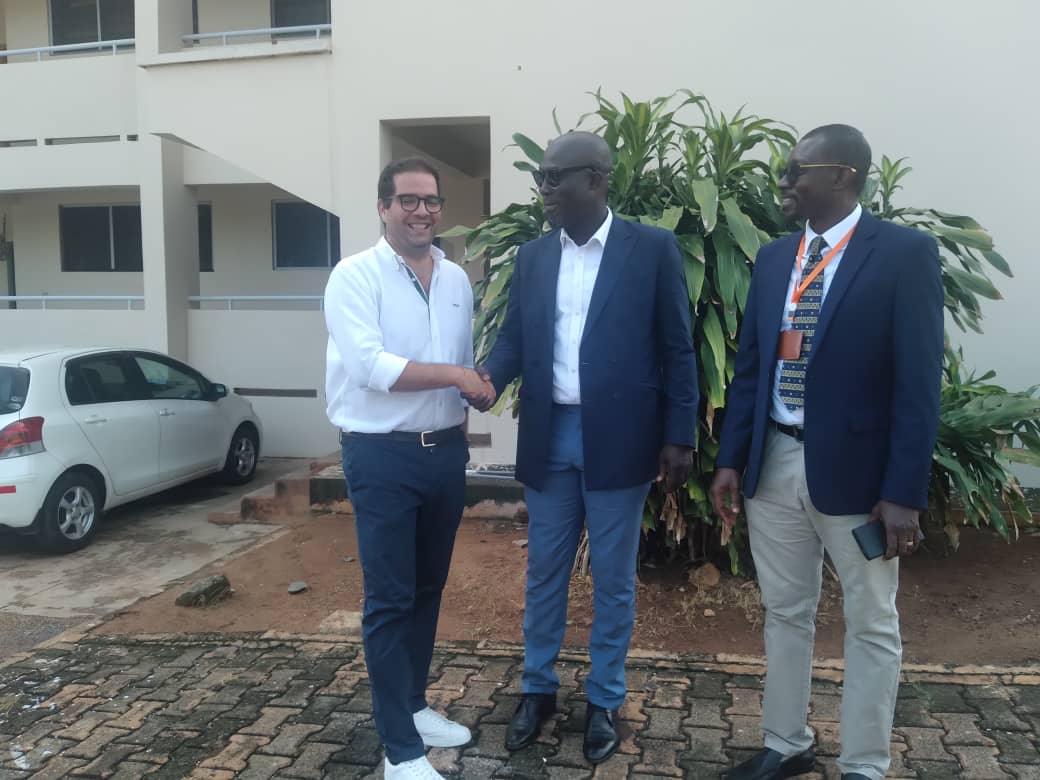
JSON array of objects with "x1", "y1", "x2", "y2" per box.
[{"x1": 420, "y1": 430, "x2": 436, "y2": 448}]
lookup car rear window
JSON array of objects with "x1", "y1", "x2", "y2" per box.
[{"x1": 0, "y1": 366, "x2": 30, "y2": 413}]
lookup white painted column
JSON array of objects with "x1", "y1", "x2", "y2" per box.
[{"x1": 139, "y1": 134, "x2": 199, "y2": 360}]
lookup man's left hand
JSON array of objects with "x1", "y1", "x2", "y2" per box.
[
  {"x1": 657, "y1": 444, "x2": 694, "y2": 493},
  {"x1": 869, "y1": 500, "x2": 922, "y2": 560}
]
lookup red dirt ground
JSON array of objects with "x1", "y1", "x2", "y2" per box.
[{"x1": 94, "y1": 508, "x2": 1040, "y2": 666}]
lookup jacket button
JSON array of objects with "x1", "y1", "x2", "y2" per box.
[{"x1": 613, "y1": 392, "x2": 621, "y2": 400}]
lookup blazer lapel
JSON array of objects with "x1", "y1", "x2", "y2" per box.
[
  {"x1": 581, "y1": 217, "x2": 635, "y2": 343},
  {"x1": 808, "y1": 211, "x2": 879, "y2": 366}
]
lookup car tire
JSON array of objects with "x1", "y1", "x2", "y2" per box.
[
  {"x1": 36, "y1": 471, "x2": 102, "y2": 554},
  {"x1": 222, "y1": 425, "x2": 259, "y2": 485}
]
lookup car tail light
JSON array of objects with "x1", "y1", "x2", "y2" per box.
[{"x1": 0, "y1": 417, "x2": 45, "y2": 459}]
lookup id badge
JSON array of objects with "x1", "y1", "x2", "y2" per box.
[{"x1": 777, "y1": 329, "x2": 803, "y2": 361}]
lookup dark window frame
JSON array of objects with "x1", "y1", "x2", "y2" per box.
[
  {"x1": 59, "y1": 204, "x2": 143, "y2": 272},
  {"x1": 271, "y1": 200, "x2": 340, "y2": 270},
  {"x1": 270, "y1": 0, "x2": 331, "y2": 29},
  {"x1": 49, "y1": 0, "x2": 135, "y2": 48},
  {"x1": 198, "y1": 202, "x2": 214, "y2": 272}
]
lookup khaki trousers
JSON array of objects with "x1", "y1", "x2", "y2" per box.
[{"x1": 745, "y1": 427, "x2": 902, "y2": 780}]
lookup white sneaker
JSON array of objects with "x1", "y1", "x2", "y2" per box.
[
  {"x1": 412, "y1": 706, "x2": 472, "y2": 747},
  {"x1": 384, "y1": 755, "x2": 445, "y2": 779}
]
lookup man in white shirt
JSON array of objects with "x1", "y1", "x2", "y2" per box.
[{"x1": 324, "y1": 157, "x2": 493, "y2": 780}]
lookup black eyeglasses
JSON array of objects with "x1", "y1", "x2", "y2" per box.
[
  {"x1": 386, "y1": 194, "x2": 446, "y2": 213},
  {"x1": 532, "y1": 166, "x2": 600, "y2": 189},
  {"x1": 779, "y1": 161, "x2": 857, "y2": 182}
]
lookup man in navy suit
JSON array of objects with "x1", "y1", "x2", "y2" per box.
[
  {"x1": 476, "y1": 132, "x2": 699, "y2": 764},
  {"x1": 711, "y1": 125, "x2": 944, "y2": 780}
]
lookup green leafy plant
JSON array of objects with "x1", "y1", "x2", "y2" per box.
[{"x1": 445, "y1": 90, "x2": 1038, "y2": 572}]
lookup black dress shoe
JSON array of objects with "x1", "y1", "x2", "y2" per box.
[
  {"x1": 725, "y1": 747, "x2": 816, "y2": 779},
  {"x1": 583, "y1": 703, "x2": 621, "y2": 764},
  {"x1": 505, "y1": 693, "x2": 556, "y2": 751}
]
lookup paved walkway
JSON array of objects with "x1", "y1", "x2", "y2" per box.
[{"x1": 1, "y1": 631, "x2": 1037, "y2": 779}]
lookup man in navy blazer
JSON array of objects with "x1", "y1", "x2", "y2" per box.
[
  {"x1": 711, "y1": 125, "x2": 944, "y2": 780},
  {"x1": 477, "y1": 132, "x2": 698, "y2": 764}
]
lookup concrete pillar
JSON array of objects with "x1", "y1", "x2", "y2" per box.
[
  {"x1": 139, "y1": 135, "x2": 199, "y2": 360},
  {"x1": 135, "y1": 0, "x2": 192, "y2": 59}
]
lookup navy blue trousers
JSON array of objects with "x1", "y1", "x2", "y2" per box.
[{"x1": 341, "y1": 433, "x2": 468, "y2": 764}]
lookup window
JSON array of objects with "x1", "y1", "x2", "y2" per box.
[
  {"x1": 134, "y1": 356, "x2": 206, "y2": 401},
  {"x1": 198, "y1": 204, "x2": 213, "y2": 272},
  {"x1": 271, "y1": 0, "x2": 331, "y2": 28},
  {"x1": 51, "y1": 0, "x2": 134, "y2": 46},
  {"x1": 0, "y1": 367, "x2": 30, "y2": 414},
  {"x1": 59, "y1": 205, "x2": 143, "y2": 272},
  {"x1": 66, "y1": 354, "x2": 140, "y2": 405},
  {"x1": 273, "y1": 201, "x2": 340, "y2": 269}
]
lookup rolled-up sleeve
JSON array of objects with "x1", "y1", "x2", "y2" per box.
[{"x1": 324, "y1": 260, "x2": 409, "y2": 393}]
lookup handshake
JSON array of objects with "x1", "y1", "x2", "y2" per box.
[{"x1": 456, "y1": 366, "x2": 496, "y2": 412}]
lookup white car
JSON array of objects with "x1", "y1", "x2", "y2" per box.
[{"x1": 0, "y1": 348, "x2": 262, "y2": 553}]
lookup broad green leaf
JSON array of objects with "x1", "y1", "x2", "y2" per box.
[
  {"x1": 438, "y1": 224, "x2": 472, "y2": 238},
  {"x1": 511, "y1": 133, "x2": 544, "y2": 164},
  {"x1": 677, "y1": 233, "x2": 706, "y2": 262},
  {"x1": 946, "y1": 267, "x2": 1003, "y2": 300},
  {"x1": 683, "y1": 255, "x2": 705, "y2": 304},
  {"x1": 720, "y1": 198, "x2": 761, "y2": 260},
  {"x1": 701, "y1": 305, "x2": 727, "y2": 381},
  {"x1": 983, "y1": 250, "x2": 1013, "y2": 277},
  {"x1": 691, "y1": 177, "x2": 718, "y2": 233},
  {"x1": 699, "y1": 339, "x2": 725, "y2": 409},
  {"x1": 929, "y1": 224, "x2": 994, "y2": 251},
  {"x1": 658, "y1": 206, "x2": 684, "y2": 232},
  {"x1": 713, "y1": 232, "x2": 739, "y2": 308}
]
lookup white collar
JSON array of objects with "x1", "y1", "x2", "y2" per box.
[
  {"x1": 376, "y1": 236, "x2": 445, "y2": 269},
  {"x1": 560, "y1": 208, "x2": 613, "y2": 249},
  {"x1": 806, "y1": 203, "x2": 862, "y2": 250}
]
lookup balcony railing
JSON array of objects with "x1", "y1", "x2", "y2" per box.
[
  {"x1": 182, "y1": 24, "x2": 331, "y2": 47},
  {"x1": 1, "y1": 295, "x2": 143, "y2": 310},
  {"x1": 189, "y1": 295, "x2": 323, "y2": 310},
  {"x1": 0, "y1": 39, "x2": 135, "y2": 61}
]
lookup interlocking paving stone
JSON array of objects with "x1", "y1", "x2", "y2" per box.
[{"x1": 0, "y1": 635, "x2": 1037, "y2": 778}]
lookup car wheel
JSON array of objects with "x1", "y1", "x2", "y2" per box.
[
  {"x1": 37, "y1": 471, "x2": 102, "y2": 554},
  {"x1": 222, "y1": 425, "x2": 259, "y2": 485}
]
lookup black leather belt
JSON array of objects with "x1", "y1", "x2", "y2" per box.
[
  {"x1": 341, "y1": 425, "x2": 465, "y2": 448},
  {"x1": 771, "y1": 420, "x2": 805, "y2": 442}
]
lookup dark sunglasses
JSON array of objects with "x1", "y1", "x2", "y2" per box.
[
  {"x1": 386, "y1": 194, "x2": 445, "y2": 213},
  {"x1": 531, "y1": 165, "x2": 600, "y2": 189},
  {"x1": 779, "y1": 160, "x2": 857, "y2": 182}
]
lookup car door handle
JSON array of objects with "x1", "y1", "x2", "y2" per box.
[
  {"x1": 158, "y1": 409, "x2": 175, "y2": 417},
  {"x1": 83, "y1": 415, "x2": 107, "y2": 425}
]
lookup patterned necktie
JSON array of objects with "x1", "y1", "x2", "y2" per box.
[{"x1": 778, "y1": 235, "x2": 827, "y2": 411}]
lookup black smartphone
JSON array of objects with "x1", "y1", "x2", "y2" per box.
[{"x1": 852, "y1": 521, "x2": 925, "y2": 560}]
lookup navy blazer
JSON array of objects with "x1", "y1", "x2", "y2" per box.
[
  {"x1": 716, "y1": 210, "x2": 944, "y2": 514},
  {"x1": 484, "y1": 216, "x2": 699, "y2": 492}
]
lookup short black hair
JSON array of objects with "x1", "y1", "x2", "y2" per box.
[
  {"x1": 377, "y1": 157, "x2": 441, "y2": 202},
  {"x1": 802, "y1": 124, "x2": 871, "y2": 194}
]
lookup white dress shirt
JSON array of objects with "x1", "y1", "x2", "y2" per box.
[
  {"x1": 771, "y1": 203, "x2": 863, "y2": 426},
  {"x1": 553, "y1": 209, "x2": 613, "y2": 404},
  {"x1": 324, "y1": 237, "x2": 474, "y2": 433}
]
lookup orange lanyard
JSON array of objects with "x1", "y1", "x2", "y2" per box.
[{"x1": 788, "y1": 225, "x2": 857, "y2": 320}]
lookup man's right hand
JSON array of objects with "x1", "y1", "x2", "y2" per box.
[
  {"x1": 710, "y1": 467, "x2": 742, "y2": 526},
  {"x1": 457, "y1": 366, "x2": 496, "y2": 411}
]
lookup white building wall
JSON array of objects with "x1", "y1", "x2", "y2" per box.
[{"x1": 9, "y1": 188, "x2": 143, "y2": 298}]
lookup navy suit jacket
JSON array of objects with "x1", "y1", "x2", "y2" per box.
[
  {"x1": 716, "y1": 210, "x2": 944, "y2": 514},
  {"x1": 484, "y1": 216, "x2": 699, "y2": 492}
]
